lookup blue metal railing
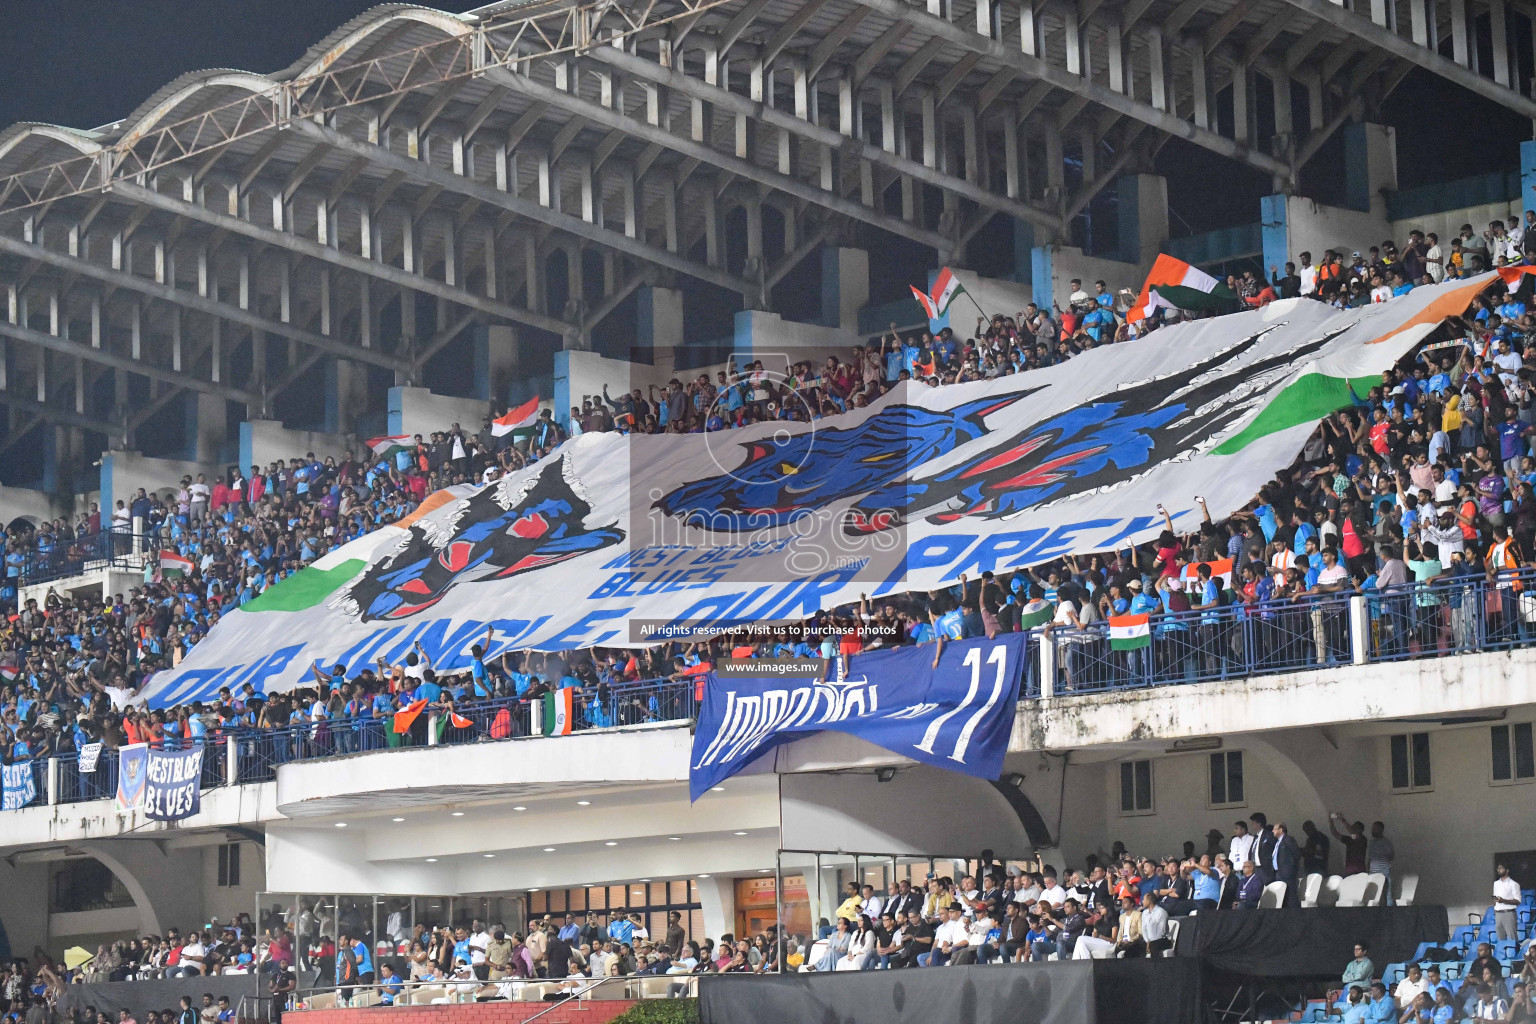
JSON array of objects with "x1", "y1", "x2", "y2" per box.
[{"x1": 17, "y1": 529, "x2": 153, "y2": 585}]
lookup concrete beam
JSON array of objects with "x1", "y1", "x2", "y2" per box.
[
  {"x1": 110, "y1": 181, "x2": 577, "y2": 338},
  {"x1": 585, "y1": 46, "x2": 1065, "y2": 233},
  {"x1": 0, "y1": 234, "x2": 409, "y2": 374},
  {"x1": 1272, "y1": 0, "x2": 1536, "y2": 120},
  {"x1": 288, "y1": 119, "x2": 757, "y2": 298},
  {"x1": 486, "y1": 63, "x2": 960, "y2": 252},
  {"x1": 850, "y1": 0, "x2": 1294, "y2": 182},
  {"x1": 0, "y1": 318, "x2": 257, "y2": 405}
]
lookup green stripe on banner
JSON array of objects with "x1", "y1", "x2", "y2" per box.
[
  {"x1": 1152, "y1": 282, "x2": 1237, "y2": 309},
  {"x1": 1110, "y1": 636, "x2": 1150, "y2": 651},
  {"x1": 1214, "y1": 373, "x2": 1381, "y2": 456},
  {"x1": 240, "y1": 559, "x2": 366, "y2": 613}
]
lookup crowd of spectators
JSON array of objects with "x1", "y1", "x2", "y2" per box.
[{"x1": 1, "y1": 237, "x2": 1535, "y2": 787}]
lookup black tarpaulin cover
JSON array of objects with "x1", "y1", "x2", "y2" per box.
[
  {"x1": 698, "y1": 957, "x2": 1201, "y2": 1024},
  {"x1": 1173, "y1": 905, "x2": 1449, "y2": 976}
]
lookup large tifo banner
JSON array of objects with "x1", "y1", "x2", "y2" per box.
[
  {"x1": 114, "y1": 744, "x2": 204, "y2": 821},
  {"x1": 691, "y1": 634, "x2": 1028, "y2": 800},
  {"x1": 142, "y1": 275, "x2": 1493, "y2": 706}
]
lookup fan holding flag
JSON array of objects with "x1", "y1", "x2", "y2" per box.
[
  {"x1": 492, "y1": 395, "x2": 543, "y2": 445},
  {"x1": 1126, "y1": 254, "x2": 1238, "y2": 326},
  {"x1": 910, "y1": 267, "x2": 988, "y2": 324}
]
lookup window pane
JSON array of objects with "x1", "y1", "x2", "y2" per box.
[
  {"x1": 550, "y1": 891, "x2": 566, "y2": 914},
  {"x1": 1516, "y1": 723, "x2": 1535, "y2": 779},
  {"x1": 588, "y1": 889, "x2": 606, "y2": 911},
  {"x1": 1390, "y1": 735, "x2": 1409, "y2": 789},
  {"x1": 1209, "y1": 753, "x2": 1225, "y2": 805},
  {"x1": 568, "y1": 889, "x2": 586, "y2": 913},
  {"x1": 1120, "y1": 762, "x2": 1135, "y2": 812},
  {"x1": 229, "y1": 844, "x2": 240, "y2": 888},
  {"x1": 1494, "y1": 726, "x2": 1513, "y2": 781},
  {"x1": 650, "y1": 883, "x2": 668, "y2": 905},
  {"x1": 670, "y1": 882, "x2": 689, "y2": 905},
  {"x1": 609, "y1": 886, "x2": 629, "y2": 910},
  {"x1": 1134, "y1": 760, "x2": 1152, "y2": 810},
  {"x1": 1411, "y1": 733, "x2": 1431, "y2": 788},
  {"x1": 1228, "y1": 751, "x2": 1244, "y2": 805},
  {"x1": 530, "y1": 893, "x2": 546, "y2": 915}
]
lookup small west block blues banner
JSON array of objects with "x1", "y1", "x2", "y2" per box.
[
  {"x1": 143, "y1": 747, "x2": 205, "y2": 821},
  {"x1": 689, "y1": 633, "x2": 1029, "y2": 800}
]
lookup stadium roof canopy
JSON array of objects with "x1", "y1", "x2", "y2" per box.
[{"x1": 0, "y1": 0, "x2": 1526, "y2": 446}]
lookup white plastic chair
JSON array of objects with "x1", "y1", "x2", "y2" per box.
[
  {"x1": 1260, "y1": 881, "x2": 1288, "y2": 908},
  {"x1": 1320, "y1": 875, "x2": 1344, "y2": 907},
  {"x1": 1336, "y1": 874, "x2": 1370, "y2": 907},
  {"x1": 1301, "y1": 873, "x2": 1324, "y2": 908},
  {"x1": 1398, "y1": 873, "x2": 1419, "y2": 906},
  {"x1": 1362, "y1": 874, "x2": 1384, "y2": 906},
  {"x1": 1162, "y1": 918, "x2": 1181, "y2": 957}
]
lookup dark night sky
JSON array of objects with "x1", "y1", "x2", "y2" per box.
[{"x1": 0, "y1": 5, "x2": 1519, "y2": 238}]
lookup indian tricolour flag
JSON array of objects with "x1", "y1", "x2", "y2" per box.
[
  {"x1": 909, "y1": 267, "x2": 968, "y2": 319},
  {"x1": 1127, "y1": 254, "x2": 1235, "y2": 323},
  {"x1": 365, "y1": 435, "x2": 413, "y2": 461},
  {"x1": 1181, "y1": 558, "x2": 1234, "y2": 593},
  {"x1": 1109, "y1": 614, "x2": 1151, "y2": 651},
  {"x1": 158, "y1": 551, "x2": 192, "y2": 580},
  {"x1": 492, "y1": 395, "x2": 541, "y2": 439},
  {"x1": 1018, "y1": 603, "x2": 1055, "y2": 630},
  {"x1": 534, "y1": 688, "x2": 574, "y2": 736}
]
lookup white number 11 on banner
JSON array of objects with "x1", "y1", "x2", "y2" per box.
[{"x1": 914, "y1": 645, "x2": 1009, "y2": 765}]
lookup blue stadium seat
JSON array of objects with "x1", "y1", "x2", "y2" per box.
[
  {"x1": 1383, "y1": 962, "x2": 1406, "y2": 987},
  {"x1": 1451, "y1": 925, "x2": 1480, "y2": 948},
  {"x1": 1494, "y1": 940, "x2": 1518, "y2": 960},
  {"x1": 1441, "y1": 962, "x2": 1467, "y2": 981}
]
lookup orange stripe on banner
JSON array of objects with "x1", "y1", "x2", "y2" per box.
[
  {"x1": 1366, "y1": 275, "x2": 1495, "y2": 345},
  {"x1": 393, "y1": 488, "x2": 460, "y2": 530}
]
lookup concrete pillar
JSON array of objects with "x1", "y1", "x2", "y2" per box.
[
  {"x1": 1115, "y1": 173, "x2": 1169, "y2": 266},
  {"x1": 696, "y1": 875, "x2": 737, "y2": 943},
  {"x1": 636, "y1": 285, "x2": 683, "y2": 360},
  {"x1": 1342, "y1": 122, "x2": 1397, "y2": 217},
  {"x1": 1260, "y1": 193, "x2": 1292, "y2": 284},
  {"x1": 41, "y1": 425, "x2": 81, "y2": 496},
  {"x1": 1030, "y1": 245, "x2": 1056, "y2": 314},
  {"x1": 183, "y1": 392, "x2": 228, "y2": 464},
  {"x1": 324, "y1": 359, "x2": 367, "y2": 435},
  {"x1": 819, "y1": 247, "x2": 870, "y2": 331},
  {"x1": 1522, "y1": 140, "x2": 1536, "y2": 224},
  {"x1": 1012, "y1": 220, "x2": 1037, "y2": 286},
  {"x1": 472, "y1": 324, "x2": 518, "y2": 402}
]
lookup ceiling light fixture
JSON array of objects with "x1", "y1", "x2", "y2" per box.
[
  {"x1": 577, "y1": 800, "x2": 591, "y2": 806},
  {"x1": 734, "y1": 831, "x2": 748, "y2": 836},
  {"x1": 425, "y1": 858, "x2": 438, "y2": 863},
  {"x1": 334, "y1": 823, "x2": 348, "y2": 828},
  {"x1": 392, "y1": 817, "x2": 405, "y2": 822},
  {"x1": 668, "y1": 836, "x2": 682, "y2": 841},
  {"x1": 605, "y1": 841, "x2": 618, "y2": 846},
  {"x1": 544, "y1": 847, "x2": 557, "y2": 852},
  {"x1": 451, "y1": 811, "x2": 465, "y2": 817},
  {"x1": 698, "y1": 873, "x2": 712, "y2": 878},
  {"x1": 513, "y1": 806, "x2": 527, "y2": 812},
  {"x1": 484, "y1": 853, "x2": 495, "y2": 858},
  {"x1": 711, "y1": 786, "x2": 725, "y2": 792}
]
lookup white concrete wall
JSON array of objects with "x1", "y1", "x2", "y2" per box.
[
  {"x1": 201, "y1": 840, "x2": 268, "y2": 924},
  {"x1": 1390, "y1": 200, "x2": 1520, "y2": 253},
  {"x1": 100, "y1": 449, "x2": 223, "y2": 515},
  {"x1": 0, "y1": 859, "x2": 49, "y2": 959},
  {"x1": 1279, "y1": 195, "x2": 1390, "y2": 268},
  {"x1": 241, "y1": 420, "x2": 351, "y2": 472},
  {"x1": 387, "y1": 387, "x2": 493, "y2": 439},
  {"x1": 779, "y1": 767, "x2": 1032, "y2": 856},
  {"x1": 0, "y1": 483, "x2": 63, "y2": 528}
]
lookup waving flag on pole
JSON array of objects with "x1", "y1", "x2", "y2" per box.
[
  {"x1": 1497, "y1": 266, "x2": 1536, "y2": 292},
  {"x1": 1127, "y1": 254, "x2": 1236, "y2": 323},
  {"x1": 910, "y1": 267, "x2": 969, "y2": 319},
  {"x1": 492, "y1": 395, "x2": 541, "y2": 439},
  {"x1": 1181, "y1": 558, "x2": 1234, "y2": 593},
  {"x1": 392, "y1": 698, "x2": 428, "y2": 734},
  {"x1": 157, "y1": 551, "x2": 192, "y2": 581},
  {"x1": 365, "y1": 435, "x2": 413, "y2": 461}
]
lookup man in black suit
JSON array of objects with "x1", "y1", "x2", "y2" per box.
[
  {"x1": 1271, "y1": 822, "x2": 1302, "y2": 907},
  {"x1": 1251, "y1": 812, "x2": 1277, "y2": 885},
  {"x1": 888, "y1": 880, "x2": 923, "y2": 919}
]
